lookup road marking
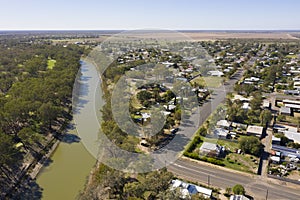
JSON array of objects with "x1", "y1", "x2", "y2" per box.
[{"x1": 172, "y1": 163, "x2": 216, "y2": 177}]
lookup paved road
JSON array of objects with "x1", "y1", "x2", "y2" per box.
[
  {"x1": 168, "y1": 158, "x2": 300, "y2": 200},
  {"x1": 167, "y1": 46, "x2": 300, "y2": 199}
]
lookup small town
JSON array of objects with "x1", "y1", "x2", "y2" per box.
[{"x1": 1, "y1": 1, "x2": 300, "y2": 200}]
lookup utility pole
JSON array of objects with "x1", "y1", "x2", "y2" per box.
[{"x1": 266, "y1": 189, "x2": 268, "y2": 200}]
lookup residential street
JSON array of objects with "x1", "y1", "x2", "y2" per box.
[
  {"x1": 168, "y1": 158, "x2": 300, "y2": 200},
  {"x1": 167, "y1": 46, "x2": 300, "y2": 199}
]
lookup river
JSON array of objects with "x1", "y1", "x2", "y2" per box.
[{"x1": 36, "y1": 60, "x2": 103, "y2": 200}]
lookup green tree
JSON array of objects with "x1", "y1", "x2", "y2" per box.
[
  {"x1": 38, "y1": 102, "x2": 60, "y2": 129},
  {"x1": 239, "y1": 136, "x2": 262, "y2": 156},
  {"x1": 260, "y1": 110, "x2": 272, "y2": 128},
  {"x1": 250, "y1": 92, "x2": 262, "y2": 110},
  {"x1": 137, "y1": 90, "x2": 152, "y2": 107},
  {"x1": 232, "y1": 184, "x2": 245, "y2": 195}
]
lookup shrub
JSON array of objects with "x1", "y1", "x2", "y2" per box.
[
  {"x1": 185, "y1": 136, "x2": 202, "y2": 153},
  {"x1": 232, "y1": 184, "x2": 245, "y2": 195}
]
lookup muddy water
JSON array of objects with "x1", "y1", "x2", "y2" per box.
[{"x1": 37, "y1": 60, "x2": 103, "y2": 200}]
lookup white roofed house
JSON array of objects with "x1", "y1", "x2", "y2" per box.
[
  {"x1": 216, "y1": 120, "x2": 231, "y2": 129},
  {"x1": 284, "y1": 130, "x2": 300, "y2": 144},
  {"x1": 208, "y1": 70, "x2": 224, "y2": 77},
  {"x1": 214, "y1": 128, "x2": 229, "y2": 139},
  {"x1": 171, "y1": 179, "x2": 212, "y2": 199},
  {"x1": 246, "y1": 125, "x2": 264, "y2": 138},
  {"x1": 294, "y1": 81, "x2": 300, "y2": 90},
  {"x1": 262, "y1": 100, "x2": 271, "y2": 109},
  {"x1": 199, "y1": 142, "x2": 222, "y2": 157},
  {"x1": 279, "y1": 106, "x2": 291, "y2": 116}
]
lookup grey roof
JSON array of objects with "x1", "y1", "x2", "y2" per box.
[
  {"x1": 280, "y1": 106, "x2": 291, "y2": 114},
  {"x1": 200, "y1": 142, "x2": 219, "y2": 151},
  {"x1": 247, "y1": 125, "x2": 264, "y2": 135}
]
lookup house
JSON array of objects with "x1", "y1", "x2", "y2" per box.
[
  {"x1": 272, "y1": 136, "x2": 281, "y2": 145},
  {"x1": 232, "y1": 94, "x2": 251, "y2": 102},
  {"x1": 231, "y1": 122, "x2": 247, "y2": 130},
  {"x1": 230, "y1": 195, "x2": 250, "y2": 200},
  {"x1": 284, "y1": 104, "x2": 300, "y2": 112},
  {"x1": 208, "y1": 70, "x2": 224, "y2": 77},
  {"x1": 216, "y1": 120, "x2": 231, "y2": 129},
  {"x1": 246, "y1": 125, "x2": 264, "y2": 137},
  {"x1": 280, "y1": 106, "x2": 291, "y2": 116},
  {"x1": 262, "y1": 100, "x2": 271, "y2": 109},
  {"x1": 270, "y1": 156, "x2": 281, "y2": 163},
  {"x1": 244, "y1": 77, "x2": 260, "y2": 82},
  {"x1": 242, "y1": 102, "x2": 250, "y2": 110},
  {"x1": 199, "y1": 142, "x2": 222, "y2": 157},
  {"x1": 284, "y1": 130, "x2": 300, "y2": 144},
  {"x1": 283, "y1": 90, "x2": 300, "y2": 95},
  {"x1": 171, "y1": 179, "x2": 212, "y2": 199},
  {"x1": 272, "y1": 144, "x2": 300, "y2": 158},
  {"x1": 214, "y1": 128, "x2": 229, "y2": 139}
]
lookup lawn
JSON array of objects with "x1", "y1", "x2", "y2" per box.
[
  {"x1": 286, "y1": 54, "x2": 298, "y2": 59},
  {"x1": 223, "y1": 153, "x2": 258, "y2": 174},
  {"x1": 202, "y1": 76, "x2": 223, "y2": 88},
  {"x1": 218, "y1": 138, "x2": 259, "y2": 174},
  {"x1": 191, "y1": 76, "x2": 223, "y2": 88},
  {"x1": 190, "y1": 136, "x2": 259, "y2": 174},
  {"x1": 130, "y1": 95, "x2": 143, "y2": 109},
  {"x1": 283, "y1": 115, "x2": 299, "y2": 124},
  {"x1": 47, "y1": 59, "x2": 56, "y2": 70}
]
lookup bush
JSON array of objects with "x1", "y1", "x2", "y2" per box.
[
  {"x1": 185, "y1": 136, "x2": 202, "y2": 153},
  {"x1": 232, "y1": 184, "x2": 245, "y2": 195},
  {"x1": 205, "y1": 157, "x2": 225, "y2": 166},
  {"x1": 183, "y1": 152, "x2": 200, "y2": 160}
]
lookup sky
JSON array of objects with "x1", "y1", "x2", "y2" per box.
[{"x1": 0, "y1": 0, "x2": 300, "y2": 30}]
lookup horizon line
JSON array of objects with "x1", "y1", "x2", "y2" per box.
[{"x1": 0, "y1": 29, "x2": 300, "y2": 32}]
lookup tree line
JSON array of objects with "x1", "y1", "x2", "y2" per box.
[{"x1": 0, "y1": 39, "x2": 84, "y2": 195}]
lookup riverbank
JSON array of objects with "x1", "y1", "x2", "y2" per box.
[
  {"x1": 36, "y1": 59, "x2": 101, "y2": 200},
  {"x1": 29, "y1": 139, "x2": 60, "y2": 179}
]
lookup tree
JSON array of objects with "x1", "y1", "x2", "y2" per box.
[
  {"x1": 250, "y1": 92, "x2": 262, "y2": 110},
  {"x1": 232, "y1": 184, "x2": 245, "y2": 195},
  {"x1": 37, "y1": 102, "x2": 60, "y2": 129},
  {"x1": 18, "y1": 127, "x2": 43, "y2": 150},
  {"x1": 137, "y1": 90, "x2": 152, "y2": 107},
  {"x1": 260, "y1": 110, "x2": 272, "y2": 128},
  {"x1": 0, "y1": 132, "x2": 22, "y2": 183},
  {"x1": 174, "y1": 109, "x2": 181, "y2": 120},
  {"x1": 239, "y1": 136, "x2": 262, "y2": 156}
]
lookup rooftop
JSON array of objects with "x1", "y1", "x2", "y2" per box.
[
  {"x1": 200, "y1": 142, "x2": 220, "y2": 152},
  {"x1": 280, "y1": 106, "x2": 291, "y2": 114},
  {"x1": 246, "y1": 125, "x2": 264, "y2": 135},
  {"x1": 216, "y1": 120, "x2": 231, "y2": 128}
]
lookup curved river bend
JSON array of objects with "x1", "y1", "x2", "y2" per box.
[{"x1": 37, "y1": 60, "x2": 103, "y2": 200}]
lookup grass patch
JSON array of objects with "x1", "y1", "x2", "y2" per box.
[
  {"x1": 202, "y1": 76, "x2": 223, "y2": 88},
  {"x1": 130, "y1": 95, "x2": 143, "y2": 109},
  {"x1": 191, "y1": 76, "x2": 224, "y2": 88},
  {"x1": 47, "y1": 59, "x2": 56, "y2": 70},
  {"x1": 184, "y1": 134, "x2": 259, "y2": 174},
  {"x1": 284, "y1": 116, "x2": 299, "y2": 124},
  {"x1": 223, "y1": 153, "x2": 258, "y2": 174},
  {"x1": 286, "y1": 54, "x2": 298, "y2": 59}
]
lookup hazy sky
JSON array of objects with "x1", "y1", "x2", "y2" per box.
[{"x1": 1, "y1": 0, "x2": 300, "y2": 30}]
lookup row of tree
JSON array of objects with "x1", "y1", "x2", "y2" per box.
[{"x1": 0, "y1": 39, "x2": 84, "y2": 195}]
